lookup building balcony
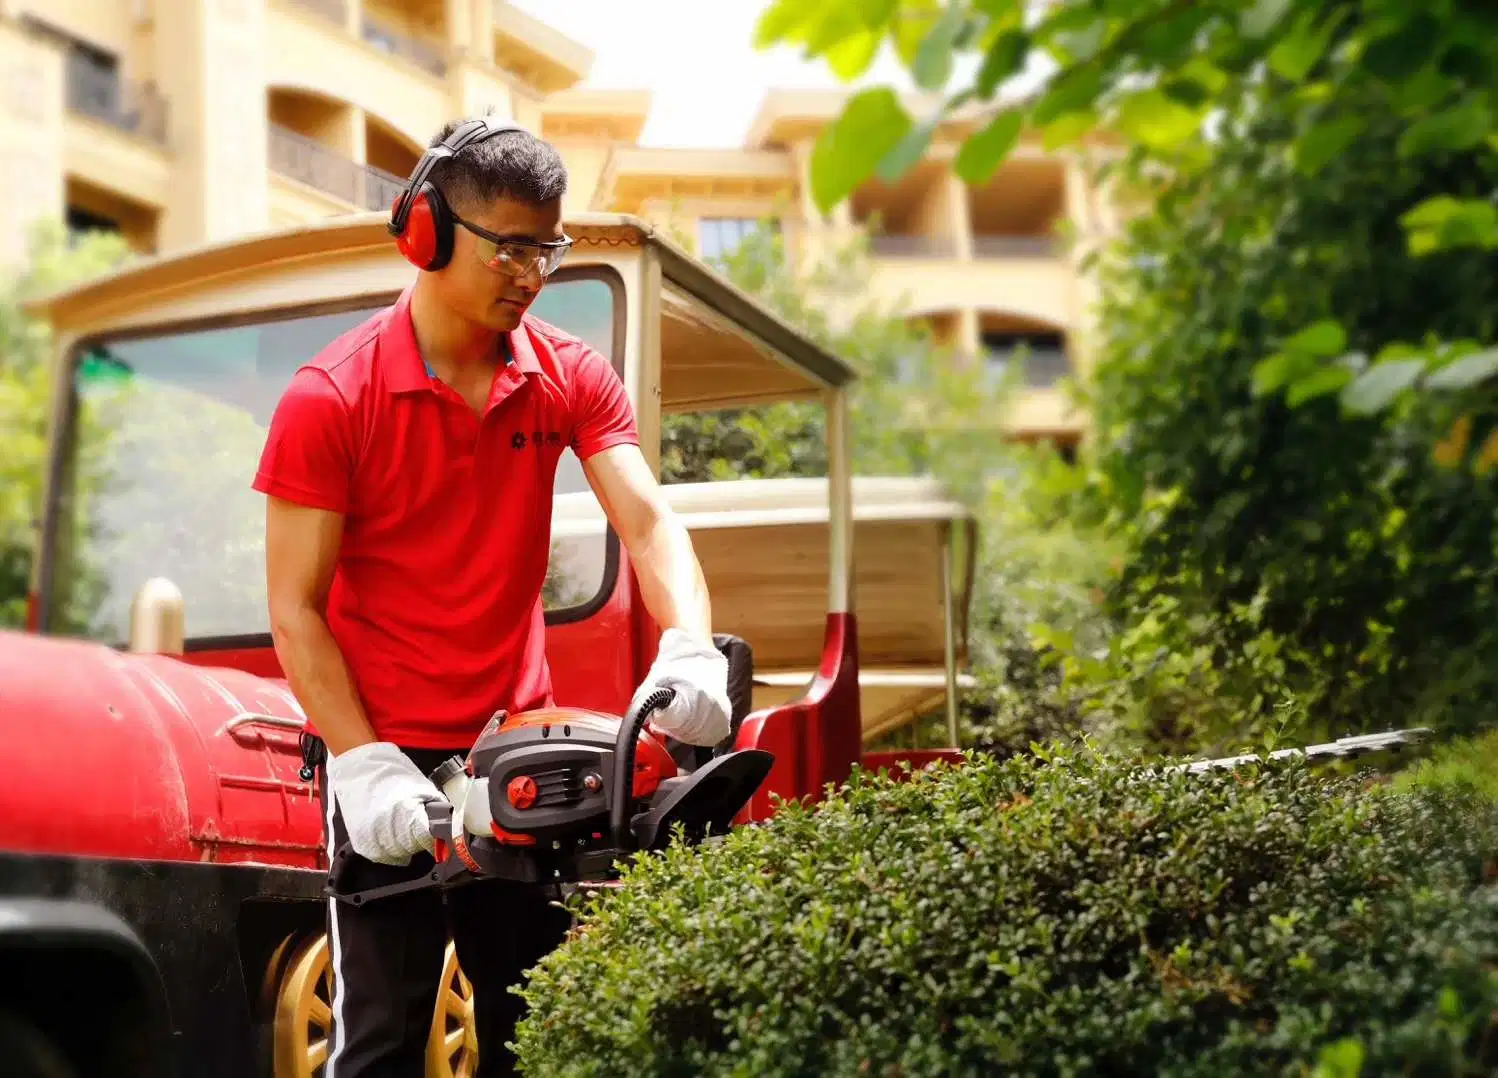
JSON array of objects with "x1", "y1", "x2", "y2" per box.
[
  {"x1": 1004, "y1": 387, "x2": 1086, "y2": 439},
  {"x1": 268, "y1": 124, "x2": 406, "y2": 220},
  {"x1": 361, "y1": 13, "x2": 448, "y2": 78},
  {"x1": 62, "y1": 55, "x2": 172, "y2": 212},
  {"x1": 869, "y1": 234, "x2": 958, "y2": 259},
  {"x1": 972, "y1": 235, "x2": 1059, "y2": 259},
  {"x1": 65, "y1": 52, "x2": 169, "y2": 148},
  {"x1": 269, "y1": 0, "x2": 450, "y2": 152},
  {"x1": 292, "y1": 0, "x2": 347, "y2": 25},
  {"x1": 866, "y1": 239, "x2": 1072, "y2": 327}
]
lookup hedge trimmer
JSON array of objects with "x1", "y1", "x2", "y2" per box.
[
  {"x1": 1170, "y1": 727, "x2": 1433, "y2": 774},
  {"x1": 325, "y1": 687, "x2": 774, "y2": 907}
]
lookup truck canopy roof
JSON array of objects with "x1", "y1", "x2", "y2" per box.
[{"x1": 24, "y1": 211, "x2": 856, "y2": 413}]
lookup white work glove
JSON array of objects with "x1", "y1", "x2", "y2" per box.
[
  {"x1": 629, "y1": 628, "x2": 733, "y2": 747},
  {"x1": 325, "y1": 741, "x2": 446, "y2": 866}
]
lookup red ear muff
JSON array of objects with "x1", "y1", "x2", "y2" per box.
[
  {"x1": 392, "y1": 182, "x2": 454, "y2": 272},
  {"x1": 389, "y1": 117, "x2": 529, "y2": 271}
]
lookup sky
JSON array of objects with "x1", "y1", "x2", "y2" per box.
[{"x1": 505, "y1": 0, "x2": 991, "y2": 149}]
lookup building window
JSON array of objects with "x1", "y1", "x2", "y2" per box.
[
  {"x1": 698, "y1": 217, "x2": 776, "y2": 263},
  {"x1": 66, "y1": 205, "x2": 120, "y2": 246},
  {"x1": 982, "y1": 330, "x2": 1070, "y2": 387}
]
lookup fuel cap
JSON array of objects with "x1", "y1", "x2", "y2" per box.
[
  {"x1": 430, "y1": 755, "x2": 467, "y2": 789},
  {"x1": 507, "y1": 775, "x2": 538, "y2": 810}
]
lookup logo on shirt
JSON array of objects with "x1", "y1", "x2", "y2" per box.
[{"x1": 512, "y1": 430, "x2": 564, "y2": 451}]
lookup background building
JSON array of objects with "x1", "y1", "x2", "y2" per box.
[{"x1": 0, "y1": 0, "x2": 1125, "y2": 444}]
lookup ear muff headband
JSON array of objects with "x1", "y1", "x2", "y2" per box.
[{"x1": 389, "y1": 117, "x2": 529, "y2": 272}]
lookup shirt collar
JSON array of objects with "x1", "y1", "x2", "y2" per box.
[{"x1": 381, "y1": 285, "x2": 542, "y2": 392}]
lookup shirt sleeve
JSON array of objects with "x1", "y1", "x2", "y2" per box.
[
  {"x1": 569, "y1": 346, "x2": 640, "y2": 461},
  {"x1": 251, "y1": 367, "x2": 355, "y2": 513}
]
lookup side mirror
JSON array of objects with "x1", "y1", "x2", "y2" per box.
[{"x1": 128, "y1": 577, "x2": 185, "y2": 655}]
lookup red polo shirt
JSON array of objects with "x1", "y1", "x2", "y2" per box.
[{"x1": 252, "y1": 287, "x2": 638, "y2": 749}]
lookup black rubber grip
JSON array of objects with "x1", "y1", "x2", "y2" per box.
[{"x1": 609, "y1": 688, "x2": 676, "y2": 849}]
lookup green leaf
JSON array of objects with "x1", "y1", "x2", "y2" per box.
[
  {"x1": 1252, "y1": 352, "x2": 1296, "y2": 397},
  {"x1": 1440, "y1": 42, "x2": 1488, "y2": 82},
  {"x1": 1240, "y1": 0, "x2": 1293, "y2": 38},
  {"x1": 1032, "y1": 66, "x2": 1103, "y2": 125},
  {"x1": 1268, "y1": 9, "x2": 1346, "y2": 83},
  {"x1": 1113, "y1": 90, "x2": 1203, "y2": 149},
  {"x1": 1041, "y1": 108, "x2": 1097, "y2": 149},
  {"x1": 1134, "y1": 8, "x2": 1216, "y2": 67},
  {"x1": 877, "y1": 110, "x2": 941, "y2": 182},
  {"x1": 1402, "y1": 196, "x2": 1498, "y2": 255},
  {"x1": 1052, "y1": 20, "x2": 1109, "y2": 64},
  {"x1": 809, "y1": 88, "x2": 912, "y2": 215},
  {"x1": 824, "y1": 28, "x2": 883, "y2": 80},
  {"x1": 1162, "y1": 76, "x2": 1210, "y2": 110},
  {"x1": 912, "y1": 3, "x2": 964, "y2": 90},
  {"x1": 1176, "y1": 57, "x2": 1230, "y2": 97},
  {"x1": 1293, "y1": 116, "x2": 1364, "y2": 175},
  {"x1": 1424, "y1": 348, "x2": 1498, "y2": 391},
  {"x1": 752, "y1": 0, "x2": 818, "y2": 47},
  {"x1": 894, "y1": 3, "x2": 942, "y2": 66},
  {"x1": 1284, "y1": 319, "x2": 1347, "y2": 357},
  {"x1": 955, "y1": 110, "x2": 1023, "y2": 184},
  {"x1": 852, "y1": 0, "x2": 900, "y2": 27},
  {"x1": 976, "y1": 29, "x2": 1030, "y2": 97},
  {"x1": 1394, "y1": 67, "x2": 1456, "y2": 111},
  {"x1": 1287, "y1": 365, "x2": 1354, "y2": 407},
  {"x1": 1360, "y1": 14, "x2": 1439, "y2": 83},
  {"x1": 1340, "y1": 359, "x2": 1427, "y2": 415},
  {"x1": 1398, "y1": 96, "x2": 1493, "y2": 158},
  {"x1": 804, "y1": 5, "x2": 871, "y2": 57}
]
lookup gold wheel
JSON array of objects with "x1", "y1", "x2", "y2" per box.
[
  {"x1": 427, "y1": 940, "x2": 479, "y2": 1078},
  {"x1": 271, "y1": 933, "x2": 478, "y2": 1078},
  {"x1": 272, "y1": 933, "x2": 334, "y2": 1078}
]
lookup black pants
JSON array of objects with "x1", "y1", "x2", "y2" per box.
[{"x1": 316, "y1": 744, "x2": 573, "y2": 1077}]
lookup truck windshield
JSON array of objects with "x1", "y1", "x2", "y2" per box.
[{"x1": 45, "y1": 272, "x2": 620, "y2": 646}]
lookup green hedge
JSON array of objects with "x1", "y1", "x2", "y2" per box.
[{"x1": 513, "y1": 747, "x2": 1498, "y2": 1077}]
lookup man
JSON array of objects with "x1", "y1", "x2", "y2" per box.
[{"x1": 252, "y1": 116, "x2": 732, "y2": 1076}]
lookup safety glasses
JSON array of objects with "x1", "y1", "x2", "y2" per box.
[{"x1": 453, "y1": 214, "x2": 572, "y2": 278}]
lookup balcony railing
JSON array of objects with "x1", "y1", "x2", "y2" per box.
[
  {"x1": 984, "y1": 346, "x2": 1071, "y2": 388},
  {"x1": 65, "y1": 54, "x2": 169, "y2": 147},
  {"x1": 269, "y1": 124, "x2": 407, "y2": 212},
  {"x1": 291, "y1": 0, "x2": 346, "y2": 24},
  {"x1": 973, "y1": 235, "x2": 1059, "y2": 259},
  {"x1": 869, "y1": 234, "x2": 958, "y2": 259},
  {"x1": 361, "y1": 16, "x2": 447, "y2": 77}
]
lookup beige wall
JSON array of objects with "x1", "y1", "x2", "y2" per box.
[{"x1": 0, "y1": 19, "x2": 64, "y2": 266}]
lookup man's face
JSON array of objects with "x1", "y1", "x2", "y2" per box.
[{"x1": 435, "y1": 195, "x2": 566, "y2": 333}]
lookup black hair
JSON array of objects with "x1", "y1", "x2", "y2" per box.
[{"x1": 427, "y1": 115, "x2": 568, "y2": 212}]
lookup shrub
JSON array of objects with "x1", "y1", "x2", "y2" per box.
[
  {"x1": 514, "y1": 748, "x2": 1498, "y2": 1077},
  {"x1": 1395, "y1": 728, "x2": 1498, "y2": 803}
]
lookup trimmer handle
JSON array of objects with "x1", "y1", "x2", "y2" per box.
[
  {"x1": 609, "y1": 687, "x2": 677, "y2": 850},
  {"x1": 325, "y1": 799, "x2": 461, "y2": 907}
]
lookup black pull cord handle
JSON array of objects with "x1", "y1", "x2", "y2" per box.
[{"x1": 609, "y1": 688, "x2": 676, "y2": 850}]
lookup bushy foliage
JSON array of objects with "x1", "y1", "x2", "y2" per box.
[
  {"x1": 751, "y1": 0, "x2": 1498, "y2": 759},
  {"x1": 515, "y1": 748, "x2": 1498, "y2": 1076},
  {"x1": 1059, "y1": 69, "x2": 1498, "y2": 754},
  {"x1": 0, "y1": 220, "x2": 132, "y2": 630},
  {"x1": 1395, "y1": 728, "x2": 1498, "y2": 802}
]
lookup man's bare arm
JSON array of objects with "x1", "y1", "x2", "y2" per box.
[
  {"x1": 265, "y1": 495, "x2": 375, "y2": 756},
  {"x1": 582, "y1": 443, "x2": 711, "y2": 639}
]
